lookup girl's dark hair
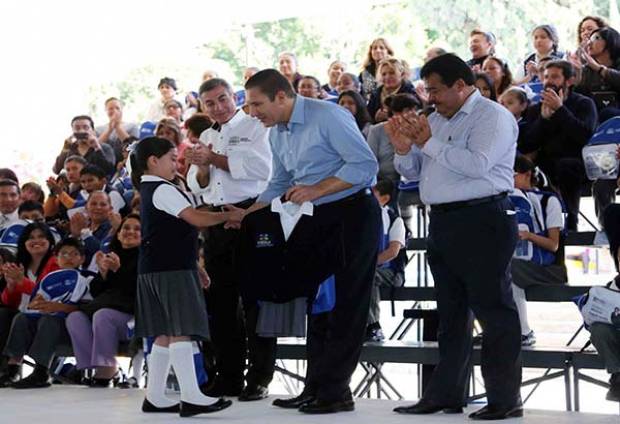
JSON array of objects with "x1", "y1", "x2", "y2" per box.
[
  {"x1": 16, "y1": 222, "x2": 56, "y2": 278},
  {"x1": 129, "y1": 137, "x2": 176, "y2": 188},
  {"x1": 592, "y1": 27, "x2": 620, "y2": 62},
  {"x1": 514, "y1": 154, "x2": 538, "y2": 187},
  {"x1": 474, "y1": 72, "x2": 497, "y2": 101},
  {"x1": 0, "y1": 247, "x2": 16, "y2": 265},
  {"x1": 109, "y1": 213, "x2": 141, "y2": 253},
  {"x1": 337, "y1": 90, "x2": 372, "y2": 131},
  {"x1": 385, "y1": 93, "x2": 423, "y2": 117},
  {"x1": 21, "y1": 182, "x2": 45, "y2": 203},
  {"x1": 483, "y1": 56, "x2": 513, "y2": 96}
]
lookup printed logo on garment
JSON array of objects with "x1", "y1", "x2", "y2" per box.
[{"x1": 256, "y1": 233, "x2": 275, "y2": 248}]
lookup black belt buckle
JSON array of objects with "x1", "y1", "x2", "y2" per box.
[{"x1": 433, "y1": 192, "x2": 507, "y2": 212}]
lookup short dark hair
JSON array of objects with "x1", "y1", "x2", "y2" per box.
[
  {"x1": 544, "y1": 60, "x2": 574, "y2": 80},
  {"x1": 245, "y1": 69, "x2": 296, "y2": 101},
  {"x1": 80, "y1": 164, "x2": 107, "y2": 179},
  {"x1": 199, "y1": 78, "x2": 233, "y2": 96},
  {"x1": 385, "y1": 93, "x2": 422, "y2": 116},
  {"x1": 64, "y1": 155, "x2": 88, "y2": 167},
  {"x1": 420, "y1": 53, "x2": 475, "y2": 87},
  {"x1": 55, "y1": 237, "x2": 85, "y2": 256},
  {"x1": 374, "y1": 179, "x2": 395, "y2": 197},
  {"x1": 0, "y1": 169, "x2": 18, "y2": 183},
  {"x1": 300, "y1": 75, "x2": 321, "y2": 89},
  {"x1": 0, "y1": 178, "x2": 19, "y2": 193},
  {"x1": 18, "y1": 200, "x2": 44, "y2": 215},
  {"x1": 71, "y1": 115, "x2": 95, "y2": 130},
  {"x1": 104, "y1": 97, "x2": 122, "y2": 106},
  {"x1": 184, "y1": 113, "x2": 213, "y2": 137}
]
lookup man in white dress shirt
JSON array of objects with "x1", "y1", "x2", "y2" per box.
[
  {"x1": 185, "y1": 78, "x2": 273, "y2": 402},
  {"x1": 386, "y1": 54, "x2": 522, "y2": 420}
]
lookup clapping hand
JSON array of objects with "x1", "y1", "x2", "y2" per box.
[
  {"x1": 186, "y1": 143, "x2": 215, "y2": 168},
  {"x1": 69, "y1": 212, "x2": 89, "y2": 237},
  {"x1": 540, "y1": 88, "x2": 563, "y2": 119},
  {"x1": 385, "y1": 110, "x2": 432, "y2": 153}
]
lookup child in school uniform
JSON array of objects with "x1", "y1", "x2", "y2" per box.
[{"x1": 129, "y1": 137, "x2": 241, "y2": 417}]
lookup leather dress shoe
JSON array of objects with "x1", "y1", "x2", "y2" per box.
[
  {"x1": 141, "y1": 398, "x2": 180, "y2": 413},
  {"x1": 394, "y1": 400, "x2": 463, "y2": 414},
  {"x1": 179, "y1": 398, "x2": 233, "y2": 417},
  {"x1": 469, "y1": 405, "x2": 523, "y2": 420},
  {"x1": 298, "y1": 398, "x2": 355, "y2": 414},
  {"x1": 238, "y1": 384, "x2": 269, "y2": 401},
  {"x1": 272, "y1": 392, "x2": 316, "y2": 409}
]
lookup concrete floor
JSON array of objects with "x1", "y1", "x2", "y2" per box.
[{"x1": 0, "y1": 386, "x2": 618, "y2": 424}]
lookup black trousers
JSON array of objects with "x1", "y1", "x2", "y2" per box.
[
  {"x1": 424, "y1": 198, "x2": 522, "y2": 408},
  {"x1": 0, "y1": 307, "x2": 18, "y2": 369},
  {"x1": 304, "y1": 191, "x2": 381, "y2": 401},
  {"x1": 204, "y1": 206, "x2": 276, "y2": 388},
  {"x1": 3, "y1": 313, "x2": 69, "y2": 368}
]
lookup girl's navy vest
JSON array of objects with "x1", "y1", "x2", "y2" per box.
[{"x1": 139, "y1": 180, "x2": 198, "y2": 274}]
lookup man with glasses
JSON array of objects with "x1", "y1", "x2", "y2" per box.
[{"x1": 185, "y1": 78, "x2": 273, "y2": 402}]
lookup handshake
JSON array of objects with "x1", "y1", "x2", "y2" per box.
[{"x1": 384, "y1": 110, "x2": 432, "y2": 155}]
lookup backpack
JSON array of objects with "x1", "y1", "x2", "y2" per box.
[
  {"x1": 582, "y1": 116, "x2": 620, "y2": 180},
  {"x1": 510, "y1": 189, "x2": 566, "y2": 266},
  {"x1": 575, "y1": 280, "x2": 620, "y2": 330},
  {"x1": 380, "y1": 208, "x2": 412, "y2": 281}
]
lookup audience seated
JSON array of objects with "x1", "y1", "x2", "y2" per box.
[
  {"x1": 0, "y1": 180, "x2": 21, "y2": 230},
  {"x1": 164, "y1": 99, "x2": 184, "y2": 124},
  {"x1": 66, "y1": 214, "x2": 140, "y2": 387},
  {"x1": 53, "y1": 116, "x2": 116, "y2": 177},
  {"x1": 367, "y1": 58, "x2": 420, "y2": 123},
  {"x1": 68, "y1": 191, "x2": 113, "y2": 265},
  {"x1": 337, "y1": 90, "x2": 372, "y2": 137},
  {"x1": 482, "y1": 56, "x2": 514, "y2": 98},
  {"x1": 45, "y1": 155, "x2": 86, "y2": 221},
  {"x1": 297, "y1": 75, "x2": 322, "y2": 99},
  {"x1": 0, "y1": 222, "x2": 59, "y2": 387},
  {"x1": 322, "y1": 60, "x2": 346, "y2": 97},
  {"x1": 145, "y1": 77, "x2": 178, "y2": 122},
  {"x1": 20, "y1": 182, "x2": 44, "y2": 204},
  {"x1": 277, "y1": 52, "x2": 303, "y2": 91},
  {"x1": 466, "y1": 29, "x2": 496, "y2": 70},
  {"x1": 96, "y1": 98, "x2": 139, "y2": 164},
  {"x1": 577, "y1": 16, "x2": 608, "y2": 49},
  {"x1": 337, "y1": 72, "x2": 361, "y2": 94},
  {"x1": 359, "y1": 37, "x2": 394, "y2": 100},
  {"x1": 520, "y1": 60, "x2": 598, "y2": 230},
  {"x1": 499, "y1": 87, "x2": 532, "y2": 151},
  {"x1": 515, "y1": 25, "x2": 564, "y2": 85},
  {"x1": 510, "y1": 155, "x2": 567, "y2": 347},
  {"x1": 571, "y1": 27, "x2": 620, "y2": 122},
  {"x1": 1, "y1": 237, "x2": 91, "y2": 389},
  {"x1": 474, "y1": 72, "x2": 498, "y2": 101},
  {"x1": 18, "y1": 201, "x2": 45, "y2": 222},
  {"x1": 0, "y1": 248, "x2": 16, "y2": 373}
]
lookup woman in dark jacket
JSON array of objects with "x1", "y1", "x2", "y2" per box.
[
  {"x1": 65, "y1": 213, "x2": 140, "y2": 386},
  {"x1": 367, "y1": 58, "x2": 421, "y2": 123}
]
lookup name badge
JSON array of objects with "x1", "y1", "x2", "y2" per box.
[{"x1": 256, "y1": 233, "x2": 275, "y2": 248}]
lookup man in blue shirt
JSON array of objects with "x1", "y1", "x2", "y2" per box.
[
  {"x1": 387, "y1": 54, "x2": 522, "y2": 420},
  {"x1": 241, "y1": 69, "x2": 381, "y2": 414}
]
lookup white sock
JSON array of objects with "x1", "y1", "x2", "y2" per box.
[
  {"x1": 511, "y1": 284, "x2": 531, "y2": 335},
  {"x1": 146, "y1": 345, "x2": 177, "y2": 408},
  {"x1": 132, "y1": 351, "x2": 144, "y2": 382},
  {"x1": 169, "y1": 341, "x2": 219, "y2": 405}
]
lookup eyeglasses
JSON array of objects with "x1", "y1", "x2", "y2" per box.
[{"x1": 58, "y1": 251, "x2": 81, "y2": 258}]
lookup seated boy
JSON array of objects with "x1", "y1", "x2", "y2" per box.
[
  {"x1": 367, "y1": 179, "x2": 407, "y2": 342},
  {"x1": 0, "y1": 238, "x2": 92, "y2": 388}
]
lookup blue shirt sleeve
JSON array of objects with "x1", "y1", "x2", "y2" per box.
[
  {"x1": 257, "y1": 134, "x2": 293, "y2": 204},
  {"x1": 324, "y1": 106, "x2": 378, "y2": 186}
]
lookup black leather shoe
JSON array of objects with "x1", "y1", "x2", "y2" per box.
[
  {"x1": 298, "y1": 398, "x2": 355, "y2": 414},
  {"x1": 272, "y1": 392, "x2": 316, "y2": 409},
  {"x1": 469, "y1": 405, "x2": 523, "y2": 420},
  {"x1": 202, "y1": 381, "x2": 243, "y2": 397},
  {"x1": 238, "y1": 384, "x2": 269, "y2": 401},
  {"x1": 179, "y1": 398, "x2": 233, "y2": 417},
  {"x1": 141, "y1": 398, "x2": 180, "y2": 413},
  {"x1": 11, "y1": 372, "x2": 50, "y2": 389},
  {"x1": 394, "y1": 400, "x2": 463, "y2": 414}
]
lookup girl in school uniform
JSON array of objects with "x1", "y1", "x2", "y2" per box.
[{"x1": 130, "y1": 137, "x2": 241, "y2": 417}]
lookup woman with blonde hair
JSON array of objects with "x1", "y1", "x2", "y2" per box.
[
  {"x1": 367, "y1": 58, "x2": 420, "y2": 123},
  {"x1": 359, "y1": 38, "x2": 394, "y2": 100}
]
